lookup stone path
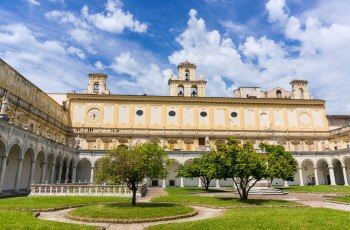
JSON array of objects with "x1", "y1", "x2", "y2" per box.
[
  {"x1": 296, "y1": 201, "x2": 350, "y2": 211},
  {"x1": 38, "y1": 206, "x2": 225, "y2": 230}
]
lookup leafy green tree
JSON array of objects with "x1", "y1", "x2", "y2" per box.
[
  {"x1": 260, "y1": 143, "x2": 298, "y2": 185},
  {"x1": 95, "y1": 142, "x2": 170, "y2": 205},
  {"x1": 177, "y1": 152, "x2": 220, "y2": 190},
  {"x1": 216, "y1": 138, "x2": 268, "y2": 200}
]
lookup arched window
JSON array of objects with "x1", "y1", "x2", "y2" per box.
[
  {"x1": 93, "y1": 82, "x2": 99, "y2": 93},
  {"x1": 276, "y1": 90, "x2": 282, "y2": 98},
  {"x1": 191, "y1": 85, "x2": 197, "y2": 97},
  {"x1": 299, "y1": 88, "x2": 304, "y2": 99},
  {"x1": 185, "y1": 69, "x2": 190, "y2": 81},
  {"x1": 178, "y1": 84, "x2": 184, "y2": 96}
]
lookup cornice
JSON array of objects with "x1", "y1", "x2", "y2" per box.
[{"x1": 67, "y1": 93, "x2": 325, "y2": 107}]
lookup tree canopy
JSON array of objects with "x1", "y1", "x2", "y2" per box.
[
  {"x1": 177, "y1": 151, "x2": 220, "y2": 190},
  {"x1": 260, "y1": 143, "x2": 298, "y2": 185},
  {"x1": 95, "y1": 142, "x2": 170, "y2": 205}
]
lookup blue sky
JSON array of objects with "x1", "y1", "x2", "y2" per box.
[{"x1": 0, "y1": 0, "x2": 350, "y2": 114}]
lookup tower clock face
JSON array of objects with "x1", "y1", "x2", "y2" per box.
[{"x1": 88, "y1": 108, "x2": 100, "y2": 121}]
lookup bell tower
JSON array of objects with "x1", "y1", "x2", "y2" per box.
[
  {"x1": 85, "y1": 73, "x2": 110, "y2": 95},
  {"x1": 168, "y1": 61, "x2": 207, "y2": 97},
  {"x1": 290, "y1": 80, "x2": 310, "y2": 99}
]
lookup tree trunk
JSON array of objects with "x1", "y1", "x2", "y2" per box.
[
  {"x1": 131, "y1": 183, "x2": 137, "y2": 206},
  {"x1": 241, "y1": 187, "x2": 248, "y2": 200}
]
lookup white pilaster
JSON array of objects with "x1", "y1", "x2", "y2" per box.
[
  {"x1": 299, "y1": 167, "x2": 304, "y2": 186},
  {"x1": 90, "y1": 167, "x2": 94, "y2": 183},
  {"x1": 14, "y1": 158, "x2": 23, "y2": 192},
  {"x1": 162, "y1": 179, "x2": 166, "y2": 188},
  {"x1": 72, "y1": 166, "x2": 77, "y2": 183},
  {"x1": 57, "y1": 163, "x2": 63, "y2": 183},
  {"x1": 0, "y1": 156, "x2": 7, "y2": 192},
  {"x1": 215, "y1": 179, "x2": 220, "y2": 188},
  {"x1": 40, "y1": 162, "x2": 46, "y2": 184},
  {"x1": 198, "y1": 178, "x2": 202, "y2": 188},
  {"x1": 27, "y1": 160, "x2": 36, "y2": 189},
  {"x1": 329, "y1": 166, "x2": 336, "y2": 185},
  {"x1": 180, "y1": 177, "x2": 184, "y2": 187},
  {"x1": 49, "y1": 161, "x2": 55, "y2": 184},
  {"x1": 313, "y1": 167, "x2": 319, "y2": 185},
  {"x1": 284, "y1": 180, "x2": 289, "y2": 188},
  {"x1": 342, "y1": 166, "x2": 349, "y2": 186},
  {"x1": 64, "y1": 165, "x2": 69, "y2": 183}
]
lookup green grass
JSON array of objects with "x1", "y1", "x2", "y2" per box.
[
  {"x1": 152, "y1": 187, "x2": 295, "y2": 207},
  {"x1": 149, "y1": 207, "x2": 350, "y2": 230},
  {"x1": 0, "y1": 210, "x2": 94, "y2": 230},
  {"x1": 276, "y1": 185, "x2": 350, "y2": 194},
  {"x1": 69, "y1": 203, "x2": 195, "y2": 220},
  {"x1": 0, "y1": 196, "x2": 130, "y2": 210},
  {"x1": 330, "y1": 195, "x2": 350, "y2": 203}
]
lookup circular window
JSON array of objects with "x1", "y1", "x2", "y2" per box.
[
  {"x1": 136, "y1": 110, "x2": 143, "y2": 116},
  {"x1": 299, "y1": 113, "x2": 311, "y2": 126},
  {"x1": 200, "y1": 111, "x2": 207, "y2": 117},
  {"x1": 88, "y1": 108, "x2": 100, "y2": 120},
  {"x1": 168, "y1": 111, "x2": 176, "y2": 117},
  {"x1": 231, "y1": 112, "x2": 238, "y2": 118}
]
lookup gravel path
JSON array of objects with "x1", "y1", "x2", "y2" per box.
[
  {"x1": 38, "y1": 205, "x2": 225, "y2": 230},
  {"x1": 297, "y1": 201, "x2": 350, "y2": 211}
]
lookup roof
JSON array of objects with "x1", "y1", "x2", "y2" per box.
[{"x1": 177, "y1": 61, "x2": 196, "y2": 69}]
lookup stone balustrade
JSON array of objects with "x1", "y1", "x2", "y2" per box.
[{"x1": 30, "y1": 183, "x2": 148, "y2": 197}]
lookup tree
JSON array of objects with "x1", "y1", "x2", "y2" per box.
[
  {"x1": 216, "y1": 138, "x2": 268, "y2": 200},
  {"x1": 177, "y1": 152, "x2": 220, "y2": 190},
  {"x1": 260, "y1": 143, "x2": 298, "y2": 185},
  {"x1": 95, "y1": 142, "x2": 170, "y2": 205}
]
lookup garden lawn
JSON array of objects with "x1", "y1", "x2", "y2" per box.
[
  {"x1": 0, "y1": 196, "x2": 130, "y2": 210},
  {"x1": 69, "y1": 203, "x2": 195, "y2": 220},
  {"x1": 276, "y1": 185, "x2": 350, "y2": 194},
  {"x1": 0, "y1": 210, "x2": 94, "y2": 229},
  {"x1": 149, "y1": 207, "x2": 350, "y2": 230},
  {"x1": 330, "y1": 195, "x2": 350, "y2": 203},
  {"x1": 152, "y1": 187, "x2": 296, "y2": 208}
]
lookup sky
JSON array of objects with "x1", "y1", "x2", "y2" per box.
[{"x1": 0, "y1": 0, "x2": 350, "y2": 114}]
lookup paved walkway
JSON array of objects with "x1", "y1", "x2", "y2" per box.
[{"x1": 38, "y1": 205, "x2": 225, "y2": 230}]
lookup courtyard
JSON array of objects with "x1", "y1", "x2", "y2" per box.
[{"x1": 1, "y1": 185, "x2": 350, "y2": 229}]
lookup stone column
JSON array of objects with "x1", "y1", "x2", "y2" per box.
[
  {"x1": 72, "y1": 166, "x2": 77, "y2": 183},
  {"x1": 0, "y1": 156, "x2": 8, "y2": 193},
  {"x1": 14, "y1": 158, "x2": 23, "y2": 192},
  {"x1": 215, "y1": 179, "x2": 220, "y2": 188},
  {"x1": 162, "y1": 179, "x2": 166, "y2": 188},
  {"x1": 57, "y1": 163, "x2": 63, "y2": 183},
  {"x1": 198, "y1": 178, "x2": 202, "y2": 188},
  {"x1": 342, "y1": 166, "x2": 349, "y2": 186},
  {"x1": 27, "y1": 160, "x2": 36, "y2": 189},
  {"x1": 64, "y1": 165, "x2": 69, "y2": 183},
  {"x1": 180, "y1": 177, "x2": 184, "y2": 187},
  {"x1": 90, "y1": 167, "x2": 94, "y2": 183},
  {"x1": 284, "y1": 180, "x2": 289, "y2": 188},
  {"x1": 40, "y1": 162, "x2": 46, "y2": 184},
  {"x1": 49, "y1": 161, "x2": 55, "y2": 184},
  {"x1": 313, "y1": 167, "x2": 319, "y2": 185},
  {"x1": 329, "y1": 166, "x2": 336, "y2": 185},
  {"x1": 299, "y1": 167, "x2": 304, "y2": 186}
]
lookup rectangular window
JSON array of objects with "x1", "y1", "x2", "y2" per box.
[{"x1": 199, "y1": 138, "x2": 205, "y2": 146}]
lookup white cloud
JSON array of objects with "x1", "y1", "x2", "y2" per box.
[
  {"x1": 109, "y1": 52, "x2": 170, "y2": 95},
  {"x1": 27, "y1": 0, "x2": 40, "y2": 6},
  {"x1": 0, "y1": 24, "x2": 92, "y2": 93},
  {"x1": 220, "y1": 20, "x2": 251, "y2": 36},
  {"x1": 67, "y1": 46, "x2": 85, "y2": 59},
  {"x1": 94, "y1": 61, "x2": 105, "y2": 70},
  {"x1": 46, "y1": 0, "x2": 147, "y2": 37},
  {"x1": 265, "y1": 0, "x2": 287, "y2": 23},
  {"x1": 84, "y1": 0, "x2": 147, "y2": 34}
]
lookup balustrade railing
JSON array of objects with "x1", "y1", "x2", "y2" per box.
[{"x1": 30, "y1": 183, "x2": 148, "y2": 197}]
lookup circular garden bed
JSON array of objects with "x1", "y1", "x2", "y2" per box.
[{"x1": 66, "y1": 202, "x2": 197, "y2": 223}]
